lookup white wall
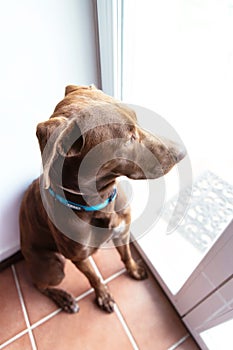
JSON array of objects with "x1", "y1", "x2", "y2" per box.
[{"x1": 0, "y1": 0, "x2": 100, "y2": 261}]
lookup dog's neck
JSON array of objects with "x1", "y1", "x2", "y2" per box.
[
  {"x1": 51, "y1": 179, "x2": 117, "y2": 208},
  {"x1": 48, "y1": 185, "x2": 117, "y2": 213}
]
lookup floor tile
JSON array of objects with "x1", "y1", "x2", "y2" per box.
[
  {"x1": 176, "y1": 336, "x2": 201, "y2": 349},
  {"x1": 2, "y1": 333, "x2": 32, "y2": 350},
  {"x1": 15, "y1": 259, "x2": 91, "y2": 325},
  {"x1": 108, "y1": 272, "x2": 188, "y2": 350},
  {"x1": 57, "y1": 259, "x2": 91, "y2": 296},
  {"x1": 0, "y1": 267, "x2": 27, "y2": 345},
  {"x1": 93, "y1": 247, "x2": 125, "y2": 280},
  {"x1": 33, "y1": 293, "x2": 134, "y2": 350},
  {"x1": 93, "y1": 242, "x2": 142, "y2": 280}
]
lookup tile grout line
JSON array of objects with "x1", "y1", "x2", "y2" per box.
[
  {"x1": 89, "y1": 256, "x2": 104, "y2": 283},
  {"x1": 30, "y1": 288, "x2": 95, "y2": 330},
  {"x1": 104, "y1": 268, "x2": 126, "y2": 284},
  {"x1": 30, "y1": 308, "x2": 62, "y2": 330},
  {"x1": 0, "y1": 329, "x2": 29, "y2": 350},
  {"x1": 104, "y1": 267, "x2": 140, "y2": 350},
  {"x1": 11, "y1": 265, "x2": 37, "y2": 350},
  {"x1": 1, "y1": 262, "x2": 131, "y2": 349},
  {"x1": 114, "y1": 305, "x2": 139, "y2": 350},
  {"x1": 1, "y1": 275, "x2": 121, "y2": 349},
  {"x1": 167, "y1": 334, "x2": 190, "y2": 350},
  {"x1": 0, "y1": 287, "x2": 95, "y2": 349},
  {"x1": 26, "y1": 261, "x2": 126, "y2": 333},
  {"x1": 89, "y1": 258, "x2": 139, "y2": 350},
  {"x1": 75, "y1": 288, "x2": 94, "y2": 302}
]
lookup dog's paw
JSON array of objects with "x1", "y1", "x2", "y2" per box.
[
  {"x1": 62, "y1": 297, "x2": 79, "y2": 314},
  {"x1": 128, "y1": 262, "x2": 148, "y2": 281},
  {"x1": 44, "y1": 288, "x2": 79, "y2": 314},
  {"x1": 96, "y1": 291, "x2": 115, "y2": 313}
]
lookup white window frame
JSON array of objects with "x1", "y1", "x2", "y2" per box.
[{"x1": 96, "y1": 0, "x2": 123, "y2": 99}]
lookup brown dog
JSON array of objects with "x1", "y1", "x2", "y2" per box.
[{"x1": 19, "y1": 85, "x2": 185, "y2": 313}]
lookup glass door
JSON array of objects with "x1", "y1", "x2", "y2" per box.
[{"x1": 120, "y1": 1, "x2": 233, "y2": 348}]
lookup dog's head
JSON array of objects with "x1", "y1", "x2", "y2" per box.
[{"x1": 36, "y1": 85, "x2": 186, "y2": 192}]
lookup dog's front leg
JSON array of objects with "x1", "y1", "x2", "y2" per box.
[
  {"x1": 73, "y1": 258, "x2": 115, "y2": 313},
  {"x1": 113, "y1": 232, "x2": 148, "y2": 280}
]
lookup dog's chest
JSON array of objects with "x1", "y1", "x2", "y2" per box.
[
  {"x1": 91, "y1": 214, "x2": 127, "y2": 240},
  {"x1": 111, "y1": 218, "x2": 127, "y2": 239},
  {"x1": 112, "y1": 220, "x2": 126, "y2": 238}
]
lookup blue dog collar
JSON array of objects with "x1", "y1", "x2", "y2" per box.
[{"x1": 48, "y1": 187, "x2": 117, "y2": 212}]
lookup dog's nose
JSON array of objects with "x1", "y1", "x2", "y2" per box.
[{"x1": 175, "y1": 145, "x2": 186, "y2": 163}]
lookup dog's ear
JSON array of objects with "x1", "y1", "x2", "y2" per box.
[
  {"x1": 36, "y1": 117, "x2": 66, "y2": 154},
  {"x1": 36, "y1": 117, "x2": 84, "y2": 156},
  {"x1": 65, "y1": 84, "x2": 98, "y2": 96},
  {"x1": 65, "y1": 85, "x2": 79, "y2": 96},
  {"x1": 36, "y1": 117, "x2": 84, "y2": 188},
  {"x1": 56, "y1": 119, "x2": 85, "y2": 157}
]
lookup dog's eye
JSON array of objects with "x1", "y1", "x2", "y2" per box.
[
  {"x1": 125, "y1": 134, "x2": 137, "y2": 146},
  {"x1": 131, "y1": 134, "x2": 137, "y2": 141}
]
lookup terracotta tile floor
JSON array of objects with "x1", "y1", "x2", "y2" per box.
[{"x1": 0, "y1": 246, "x2": 200, "y2": 350}]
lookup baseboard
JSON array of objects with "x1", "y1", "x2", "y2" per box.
[{"x1": 0, "y1": 250, "x2": 24, "y2": 272}]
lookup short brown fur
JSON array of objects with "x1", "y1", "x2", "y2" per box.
[{"x1": 19, "y1": 85, "x2": 185, "y2": 313}]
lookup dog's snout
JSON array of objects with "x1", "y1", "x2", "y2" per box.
[{"x1": 174, "y1": 145, "x2": 186, "y2": 163}]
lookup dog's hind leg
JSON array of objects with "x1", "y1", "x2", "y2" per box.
[
  {"x1": 42, "y1": 288, "x2": 79, "y2": 313},
  {"x1": 27, "y1": 251, "x2": 79, "y2": 313}
]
